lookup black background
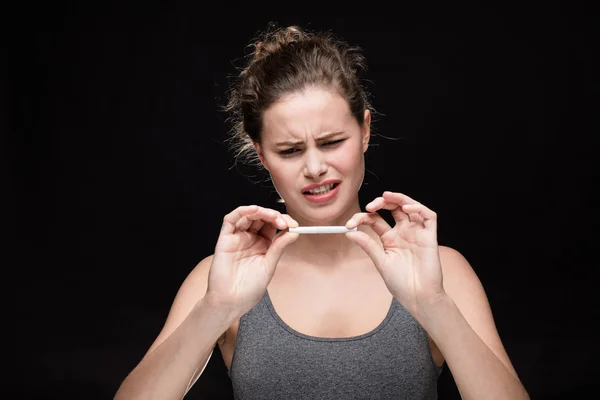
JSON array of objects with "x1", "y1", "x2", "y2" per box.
[{"x1": 6, "y1": 1, "x2": 598, "y2": 399}]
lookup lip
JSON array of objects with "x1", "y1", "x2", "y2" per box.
[
  {"x1": 301, "y1": 179, "x2": 341, "y2": 193},
  {"x1": 302, "y1": 182, "x2": 341, "y2": 204}
]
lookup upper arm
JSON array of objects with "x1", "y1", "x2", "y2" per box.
[
  {"x1": 142, "y1": 254, "x2": 218, "y2": 359},
  {"x1": 438, "y1": 245, "x2": 520, "y2": 379}
]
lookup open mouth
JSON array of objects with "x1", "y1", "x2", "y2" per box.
[{"x1": 303, "y1": 182, "x2": 340, "y2": 196}]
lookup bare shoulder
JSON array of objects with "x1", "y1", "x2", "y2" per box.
[
  {"x1": 165, "y1": 254, "x2": 215, "y2": 310},
  {"x1": 437, "y1": 244, "x2": 489, "y2": 311},
  {"x1": 180, "y1": 254, "x2": 215, "y2": 292},
  {"x1": 437, "y1": 245, "x2": 520, "y2": 378},
  {"x1": 438, "y1": 245, "x2": 477, "y2": 283},
  {"x1": 142, "y1": 254, "x2": 216, "y2": 357}
]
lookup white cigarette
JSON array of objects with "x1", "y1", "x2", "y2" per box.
[{"x1": 288, "y1": 226, "x2": 357, "y2": 234}]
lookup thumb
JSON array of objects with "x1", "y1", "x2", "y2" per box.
[
  {"x1": 263, "y1": 231, "x2": 299, "y2": 273},
  {"x1": 345, "y1": 231, "x2": 385, "y2": 268}
]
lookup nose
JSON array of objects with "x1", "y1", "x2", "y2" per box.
[{"x1": 303, "y1": 148, "x2": 328, "y2": 179}]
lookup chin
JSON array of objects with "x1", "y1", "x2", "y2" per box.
[
  {"x1": 302, "y1": 202, "x2": 353, "y2": 225},
  {"x1": 287, "y1": 182, "x2": 358, "y2": 221}
]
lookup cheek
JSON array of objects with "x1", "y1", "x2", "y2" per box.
[
  {"x1": 333, "y1": 143, "x2": 363, "y2": 172},
  {"x1": 268, "y1": 162, "x2": 296, "y2": 190}
]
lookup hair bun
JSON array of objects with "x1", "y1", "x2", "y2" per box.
[
  {"x1": 225, "y1": 23, "x2": 373, "y2": 172},
  {"x1": 252, "y1": 25, "x2": 308, "y2": 62}
]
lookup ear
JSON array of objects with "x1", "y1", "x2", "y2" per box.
[
  {"x1": 253, "y1": 141, "x2": 270, "y2": 172},
  {"x1": 361, "y1": 109, "x2": 371, "y2": 153}
]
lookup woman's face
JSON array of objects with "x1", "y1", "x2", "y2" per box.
[{"x1": 254, "y1": 86, "x2": 370, "y2": 224}]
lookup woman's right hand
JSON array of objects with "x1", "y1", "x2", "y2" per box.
[{"x1": 205, "y1": 205, "x2": 299, "y2": 316}]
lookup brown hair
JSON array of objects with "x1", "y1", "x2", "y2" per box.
[{"x1": 224, "y1": 24, "x2": 374, "y2": 169}]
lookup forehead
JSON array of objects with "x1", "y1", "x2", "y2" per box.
[{"x1": 261, "y1": 87, "x2": 354, "y2": 144}]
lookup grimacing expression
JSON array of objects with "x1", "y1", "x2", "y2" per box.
[{"x1": 254, "y1": 87, "x2": 370, "y2": 223}]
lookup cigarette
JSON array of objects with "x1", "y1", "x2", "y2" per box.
[{"x1": 288, "y1": 226, "x2": 358, "y2": 234}]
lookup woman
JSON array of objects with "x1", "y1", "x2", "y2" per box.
[{"x1": 115, "y1": 25, "x2": 529, "y2": 399}]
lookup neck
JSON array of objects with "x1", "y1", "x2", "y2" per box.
[{"x1": 282, "y1": 199, "x2": 382, "y2": 269}]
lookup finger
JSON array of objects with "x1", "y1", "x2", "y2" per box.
[
  {"x1": 382, "y1": 191, "x2": 420, "y2": 206},
  {"x1": 409, "y1": 213, "x2": 424, "y2": 224},
  {"x1": 257, "y1": 219, "x2": 278, "y2": 241},
  {"x1": 345, "y1": 212, "x2": 392, "y2": 237},
  {"x1": 235, "y1": 211, "x2": 271, "y2": 232},
  {"x1": 279, "y1": 214, "x2": 299, "y2": 229},
  {"x1": 221, "y1": 205, "x2": 259, "y2": 235},
  {"x1": 248, "y1": 218, "x2": 266, "y2": 234},
  {"x1": 235, "y1": 215, "x2": 258, "y2": 232},
  {"x1": 366, "y1": 197, "x2": 409, "y2": 222},
  {"x1": 401, "y1": 203, "x2": 436, "y2": 219},
  {"x1": 345, "y1": 231, "x2": 385, "y2": 268},
  {"x1": 249, "y1": 208, "x2": 283, "y2": 240},
  {"x1": 258, "y1": 214, "x2": 298, "y2": 242},
  {"x1": 253, "y1": 209, "x2": 294, "y2": 241},
  {"x1": 245, "y1": 207, "x2": 287, "y2": 231},
  {"x1": 263, "y1": 231, "x2": 300, "y2": 273},
  {"x1": 402, "y1": 203, "x2": 438, "y2": 230},
  {"x1": 372, "y1": 191, "x2": 425, "y2": 223}
]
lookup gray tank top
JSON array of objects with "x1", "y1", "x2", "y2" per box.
[{"x1": 228, "y1": 290, "x2": 443, "y2": 399}]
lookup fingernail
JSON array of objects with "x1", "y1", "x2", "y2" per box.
[
  {"x1": 291, "y1": 220, "x2": 299, "y2": 228},
  {"x1": 277, "y1": 217, "x2": 285, "y2": 226}
]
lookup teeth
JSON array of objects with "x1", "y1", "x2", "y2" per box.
[{"x1": 307, "y1": 183, "x2": 335, "y2": 195}]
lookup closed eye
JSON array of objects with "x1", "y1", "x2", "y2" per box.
[
  {"x1": 279, "y1": 148, "x2": 298, "y2": 156},
  {"x1": 279, "y1": 139, "x2": 346, "y2": 157},
  {"x1": 323, "y1": 139, "x2": 345, "y2": 147}
]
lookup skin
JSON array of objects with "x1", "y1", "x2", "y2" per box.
[
  {"x1": 114, "y1": 84, "x2": 530, "y2": 400},
  {"x1": 254, "y1": 85, "x2": 446, "y2": 319},
  {"x1": 254, "y1": 86, "x2": 382, "y2": 269},
  {"x1": 252, "y1": 85, "x2": 530, "y2": 399}
]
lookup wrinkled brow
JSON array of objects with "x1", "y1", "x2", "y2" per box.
[{"x1": 274, "y1": 131, "x2": 344, "y2": 147}]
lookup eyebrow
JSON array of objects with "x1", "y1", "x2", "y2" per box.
[{"x1": 274, "y1": 131, "x2": 344, "y2": 147}]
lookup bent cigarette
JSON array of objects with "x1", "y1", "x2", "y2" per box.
[{"x1": 288, "y1": 226, "x2": 358, "y2": 234}]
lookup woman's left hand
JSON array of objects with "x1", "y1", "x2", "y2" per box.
[{"x1": 345, "y1": 191, "x2": 446, "y2": 317}]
